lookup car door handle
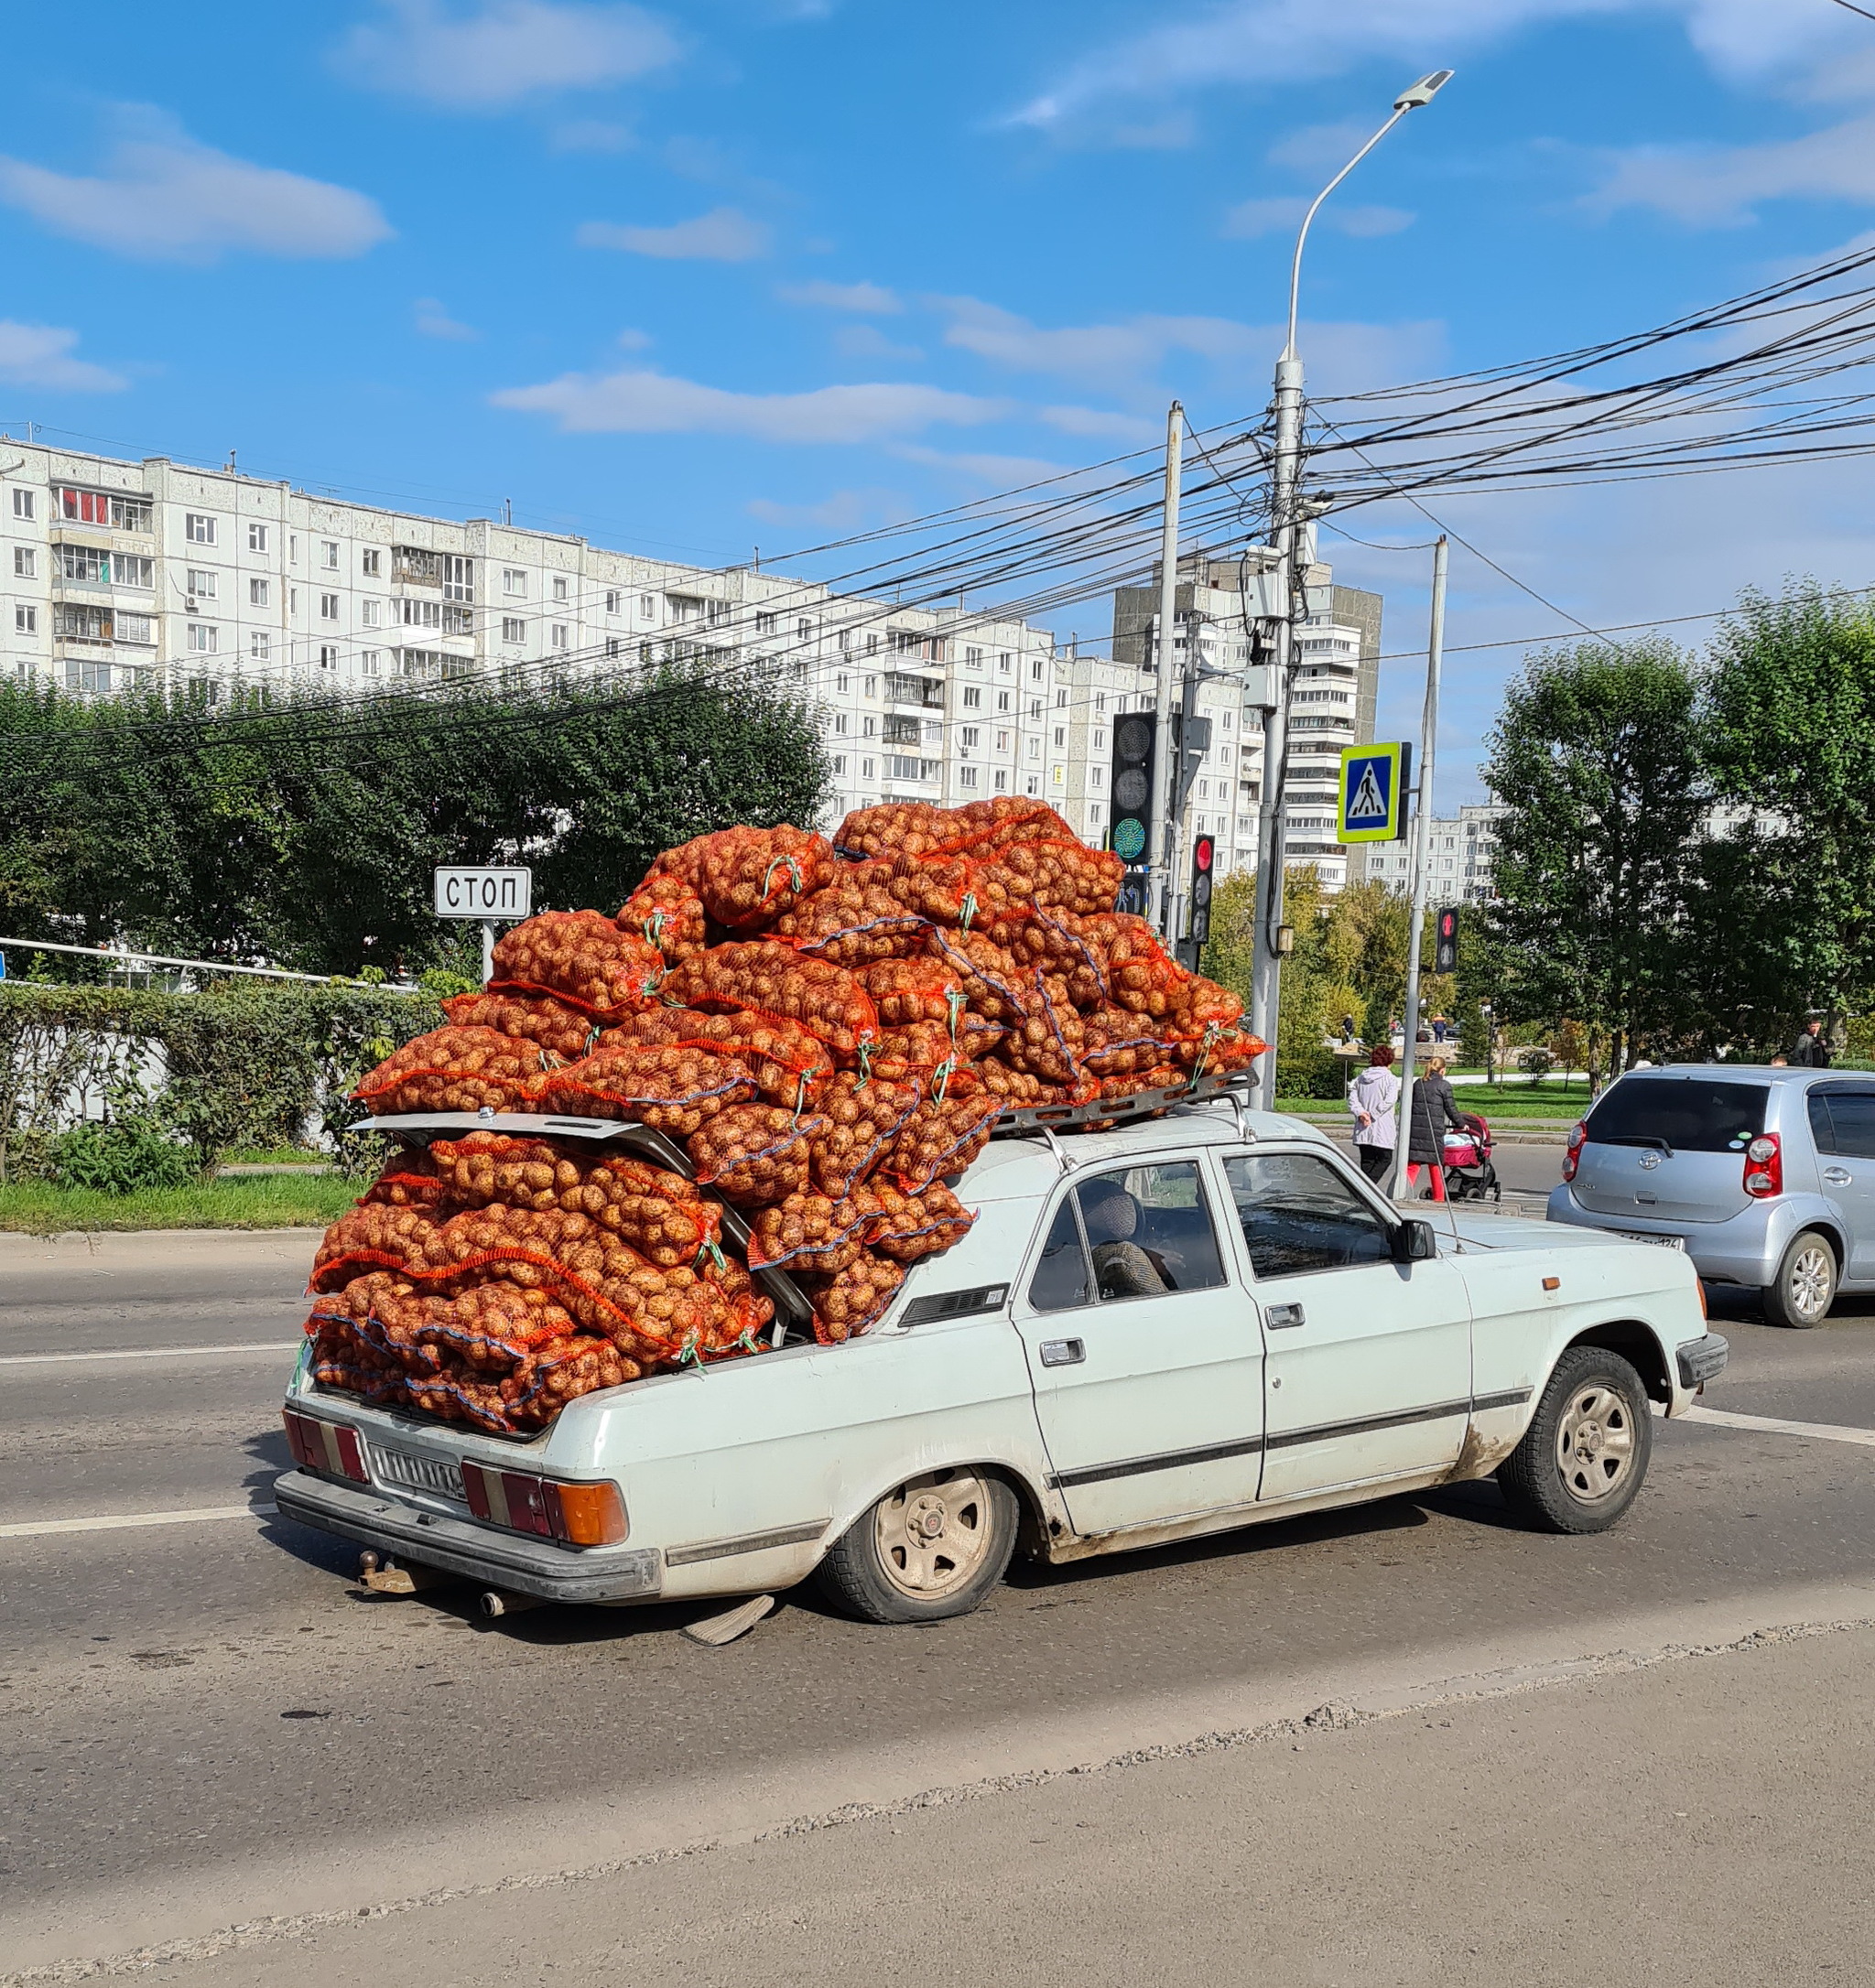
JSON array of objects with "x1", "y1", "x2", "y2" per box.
[
  {"x1": 1266, "y1": 1302, "x2": 1306, "y2": 1330},
  {"x1": 1039, "y1": 1338, "x2": 1085, "y2": 1367},
  {"x1": 1825, "y1": 1167, "x2": 1853, "y2": 1187}
]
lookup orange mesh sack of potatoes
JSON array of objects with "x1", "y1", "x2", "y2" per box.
[
  {"x1": 745, "y1": 1188, "x2": 877, "y2": 1274},
  {"x1": 489, "y1": 910, "x2": 665, "y2": 1019},
  {"x1": 887, "y1": 1092, "x2": 1004, "y2": 1193},
  {"x1": 800, "y1": 1255, "x2": 906, "y2": 1345},
  {"x1": 616, "y1": 870, "x2": 710, "y2": 964},
  {"x1": 536, "y1": 1043, "x2": 757, "y2": 1136},
  {"x1": 663, "y1": 941, "x2": 881, "y2": 1065},
  {"x1": 352, "y1": 1026, "x2": 547, "y2": 1118},
  {"x1": 595, "y1": 1007, "x2": 834, "y2": 1109},
  {"x1": 771, "y1": 862, "x2": 933, "y2": 966},
  {"x1": 858, "y1": 956, "x2": 965, "y2": 1031},
  {"x1": 685, "y1": 1102, "x2": 829, "y2": 1207},
  {"x1": 853, "y1": 1180, "x2": 976, "y2": 1264},
  {"x1": 650, "y1": 824, "x2": 836, "y2": 931},
  {"x1": 357, "y1": 1146, "x2": 446, "y2": 1208},
  {"x1": 805, "y1": 1073, "x2": 921, "y2": 1198},
  {"x1": 439, "y1": 990, "x2": 597, "y2": 1063}
]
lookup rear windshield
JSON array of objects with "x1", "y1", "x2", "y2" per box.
[{"x1": 1586, "y1": 1077, "x2": 1767, "y2": 1154}]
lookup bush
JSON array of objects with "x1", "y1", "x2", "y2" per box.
[{"x1": 51, "y1": 1121, "x2": 195, "y2": 1194}]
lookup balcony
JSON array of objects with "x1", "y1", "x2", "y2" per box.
[{"x1": 885, "y1": 670, "x2": 944, "y2": 710}]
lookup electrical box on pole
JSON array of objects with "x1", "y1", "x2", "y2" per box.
[
  {"x1": 1108, "y1": 710, "x2": 1157, "y2": 866},
  {"x1": 1435, "y1": 905, "x2": 1459, "y2": 976},
  {"x1": 1172, "y1": 712, "x2": 1212, "y2": 812}
]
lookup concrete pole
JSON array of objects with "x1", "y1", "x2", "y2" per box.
[
  {"x1": 1390, "y1": 535, "x2": 1448, "y2": 1199},
  {"x1": 1149, "y1": 402, "x2": 1184, "y2": 935}
]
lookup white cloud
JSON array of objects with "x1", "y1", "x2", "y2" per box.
[
  {"x1": 747, "y1": 487, "x2": 909, "y2": 532},
  {"x1": 1038, "y1": 405, "x2": 1158, "y2": 442},
  {"x1": 0, "y1": 322, "x2": 126, "y2": 393},
  {"x1": 778, "y1": 278, "x2": 903, "y2": 313},
  {"x1": 491, "y1": 368, "x2": 1006, "y2": 441},
  {"x1": 616, "y1": 326, "x2": 654, "y2": 349},
  {"x1": 577, "y1": 207, "x2": 770, "y2": 259},
  {"x1": 414, "y1": 297, "x2": 480, "y2": 340},
  {"x1": 0, "y1": 120, "x2": 390, "y2": 264},
  {"x1": 1009, "y1": 1, "x2": 1856, "y2": 134},
  {"x1": 1222, "y1": 196, "x2": 1414, "y2": 239},
  {"x1": 1591, "y1": 112, "x2": 1875, "y2": 226},
  {"x1": 894, "y1": 445, "x2": 1069, "y2": 484},
  {"x1": 335, "y1": 0, "x2": 678, "y2": 109},
  {"x1": 833, "y1": 324, "x2": 924, "y2": 362},
  {"x1": 549, "y1": 118, "x2": 636, "y2": 153}
]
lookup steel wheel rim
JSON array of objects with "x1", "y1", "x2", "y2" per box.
[
  {"x1": 1789, "y1": 1245, "x2": 1834, "y2": 1321},
  {"x1": 874, "y1": 1470, "x2": 993, "y2": 1600},
  {"x1": 1555, "y1": 1384, "x2": 1638, "y2": 1504}
]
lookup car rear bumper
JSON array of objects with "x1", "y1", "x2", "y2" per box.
[
  {"x1": 1545, "y1": 1184, "x2": 1802, "y2": 1288},
  {"x1": 273, "y1": 1469, "x2": 664, "y2": 1604}
]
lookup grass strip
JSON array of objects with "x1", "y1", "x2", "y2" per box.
[{"x1": 0, "y1": 1174, "x2": 360, "y2": 1237}]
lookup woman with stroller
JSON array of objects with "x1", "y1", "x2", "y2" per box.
[
  {"x1": 1347, "y1": 1043, "x2": 1401, "y2": 1184},
  {"x1": 1406, "y1": 1050, "x2": 1470, "y2": 1202}
]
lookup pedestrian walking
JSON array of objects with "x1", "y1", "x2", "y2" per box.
[
  {"x1": 1347, "y1": 1044, "x2": 1400, "y2": 1184},
  {"x1": 1406, "y1": 1051, "x2": 1469, "y2": 1204},
  {"x1": 1789, "y1": 1018, "x2": 1831, "y2": 1069}
]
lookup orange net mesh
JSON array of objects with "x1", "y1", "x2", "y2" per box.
[
  {"x1": 659, "y1": 824, "x2": 838, "y2": 930},
  {"x1": 439, "y1": 991, "x2": 597, "y2": 1063},
  {"x1": 536, "y1": 1043, "x2": 756, "y2": 1136},
  {"x1": 805, "y1": 1073, "x2": 921, "y2": 1199},
  {"x1": 685, "y1": 1102, "x2": 828, "y2": 1207},
  {"x1": 616, "y1": 870, "x2": 709, "y2": 964},
  {"x1": 887, "y1": 1092, "x2": 1004, "y2": 1193},
  {"x1": 662, "y1": 941, "x2": 881, "y2": 1064},
  {"x1": 801, "y1": 1255, "x2": 905, "y2": 1344},
  {"x1": 489, "y1": 910, "x2": 665, "y2": 1018},
  {"x1": 352, "y1": 1026, "x2": 547, "y2": 1117},
  {"x1": 595, "y1": 1007, "x2": 834, "y2": 1109}
]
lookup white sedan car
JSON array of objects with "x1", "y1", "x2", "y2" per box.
[{"x1": 276, "y1": 1104, "x2": 1727, "y2": 1626}]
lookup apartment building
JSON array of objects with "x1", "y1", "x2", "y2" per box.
[
  {"x1": 0, "y1": 440, "x2": 1070, "y2": 831},
  {"x1": 1362, "y1": 803, "x2": 1503, "y2": 902},
  {"x1": 1077, "y1": 552, "x2": 1382, "y2": 895}
]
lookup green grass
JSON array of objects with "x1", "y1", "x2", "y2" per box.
[
  {"x1": 1281, "y1": 1084, "x2": 1592, "y2": 1121},
  {"x1": 223, "y1": 1143, "x2": 331, "y2": 1167},
  {"x1": 0, "y1": 1173, "x2": 360, "y2": 1236}
]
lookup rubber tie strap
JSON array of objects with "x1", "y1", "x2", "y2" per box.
[
  {"x1": 945, "y1": 986, "x2": 967, "y2": 1043},
  {"x1": 761, "y1": 854, "x2": 804, "y2": 902},
  {"x1": 857, "y1": 1040, "x2": 873, "y2": 1088},
  {"x1": 959, "y1": 891, "x2": 978, "y2": 933},
  {"x1": 932, "y1": 1056, "x2": 957, "y2": 1105}
]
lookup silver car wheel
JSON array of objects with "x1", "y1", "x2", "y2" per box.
[
  {"x1": 1787, "y1": 1243, "x2": 1834, "y2": 1323},
  {"x1": 872, "y1": 1469, "x2": 994, "y2": 1600},
  {"x1": 1555, "y1": 1384, "x2": 1638, "y2": 1504}
]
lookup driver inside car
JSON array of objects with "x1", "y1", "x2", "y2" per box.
[{"x1": 1078, "y1": 1177, "x2": 1172, "y2": 1298}]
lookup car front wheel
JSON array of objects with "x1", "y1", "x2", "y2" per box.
[
  {"x1": 1761, "y1": 1229, "x2": 1837, "y2": 1330},
  {"x1": 814, "y1": 1468, "x2": 1019, "y2": 1625},
  {"x1": 1498, "y1": 1345, "x2": 1653, "y2": 1535}
]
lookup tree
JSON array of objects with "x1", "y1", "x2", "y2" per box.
[
  {"x1": 1700, "y1": 585, "x2": 1875, "y2": 1049},
  {"x1": 1482, "y1": 640, "x2": 1705, "y2": 1072}
]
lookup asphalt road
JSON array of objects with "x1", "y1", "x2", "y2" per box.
[{"x1": 6, "y1": 1225, "x2": 1875, "y2": 1983}]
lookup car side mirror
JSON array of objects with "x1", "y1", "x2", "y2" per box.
[{"x1": 1393, "y1": 1218, "x2": 1437, "y2": 1264}]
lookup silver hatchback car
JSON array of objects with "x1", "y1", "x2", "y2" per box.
[{"x1": 1547, "y1": 1064, "x2": 1875, "y2": 1328}]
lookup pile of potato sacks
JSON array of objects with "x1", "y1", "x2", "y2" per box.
[{"x1": 304, "y1": 798, "x2": 1263, "y2": 1434}]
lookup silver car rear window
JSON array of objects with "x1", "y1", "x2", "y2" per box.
[{"x1": 1586, "y1": 1077, "x2": 1767, "y2": 1154}]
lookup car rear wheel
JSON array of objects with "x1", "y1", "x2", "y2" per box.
[
  {"x1": 1761, "y1": 1230, "x2": 1837, "y2": 1330},
  {"x1": 814, "y1": 1468, "x2": 1019, "y2": 1626},
  {"x1": 1497, "y1": 1345, "x2": 1653, "y2": 1535}
]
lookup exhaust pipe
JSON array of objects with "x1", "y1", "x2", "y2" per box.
[{"x1": 479, "y1": 1589, "x2": 542, "y2": 1618}]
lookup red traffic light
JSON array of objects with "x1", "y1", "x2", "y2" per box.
[{"x1": 1193, "y1": 835, "x2": 1215, "y2": 873}]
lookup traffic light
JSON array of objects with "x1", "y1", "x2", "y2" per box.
[
  {"x1": 1189, "y1": 834, "x2": 1216, "y2": 948},
  {"x1": 1108, "y1": 711, "x2": 1157, "y2": 866},
  {"x1": 1435, "y1": 905, "x2": 1459, "y2": 975}
]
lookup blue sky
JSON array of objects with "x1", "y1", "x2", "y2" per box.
[{"x1": 7, "y1": 0, "x2": 1875, "y2": 800}]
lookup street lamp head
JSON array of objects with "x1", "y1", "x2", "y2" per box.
[{"x1": 1393, "y1": 69, "x2": 1454, "y2": 112}]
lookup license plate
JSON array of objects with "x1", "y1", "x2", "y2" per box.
[
  {"x1": 1617, "y1": 1230, "x2": 1685, "y2": 1250},
  {"x1": 369, "y1": 1442, "x2": 465, "y2": 1499}
]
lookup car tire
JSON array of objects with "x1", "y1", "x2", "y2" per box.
[
  {"x1": 1761, "y1": 1229, "x2": 1837, "y2": 1331},
  {"x1": 814, "y1": 1468, "x2": 1019, "y2": 1626},
  {"x1": 1497, "y1": 1345, "x2": 1653, "y2": 1536}
]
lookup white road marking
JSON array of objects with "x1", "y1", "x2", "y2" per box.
[
  {"x1": 0, "y1": 1503, "x2": 276, "y2": 1540},
  {"x1": 1682, "y1": 1404, "x2": 1875, "y2": 1450},
  {"x1": 0, "y1": 1340, "x2": 298, "y2": 1367}
]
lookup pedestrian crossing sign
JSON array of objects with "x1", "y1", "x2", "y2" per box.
[{"x1": 1338, "y1": 742, "x2": 1410, "y2": 843}]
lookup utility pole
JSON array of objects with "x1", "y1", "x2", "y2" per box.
[
  {"x1": 1149, "y1": 401, "x2": 1184, "y2": 936},
  {"x1": 1390, "y1": 535, "x2": 1448, "y2": 1199}
]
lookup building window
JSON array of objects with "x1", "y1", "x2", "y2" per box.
[
  {"x1": 249, "y1": 578, "x2": 270, "y2": 608},
  {"x1": 250, "y1": 632, "x2": 270, "y2": 661},
  {"x1": 755, "y1": 610, "x2": 778, "y2": 635},
  {"x1": 996, "y1": 691, "x2": 1011, "y2": 713},
  {"x1": 12, "y1": 547, "x2": 32, "y2": 578},
  {"x1": 185, "y1": 513, "x2": 216, "y2": 546},
  {"x1": 289, "y1": 535, "x2": 299, "y2": 564},
  {"x1": 248, "y1": 523, "x2": 269, "y2": 553},
  {"x1": 321, "y1": 540, "x2": 340, "y2": 570},
  {"x1": 320, "y1": 593, "x2": 340, "y2": 621},
  {"x1": 551, "y1": 623, "x2": 569, "y2": 651},
  {"x1": 835, "y1": 672, "x2": 850, "y2": 693},
  {"x1": 865, "y1": 633, "x2": 880, "y2": 656},
  {"x1": 1056, "y1": 688, "x2": 1068, "y2": 708},
  {"x1": 361, "y1": 600, "x2": 381, "y2": 628},
  {"x1": 504, "y1": 569, "x2": 526, "y2": 598},
  {"x1": 639, "y1": 594, "x2": 655, "y2": 619},
  {"x1": 966, "y1": 646, "x2": 983, "y2": 670},
  {"x1": 863, "y1": 675, "x2": 877, "y2": 697},
  {"x1": 502, "y1": 617, "x2": 526, "y2": 643},
  {"x1": 960, "y1": 726, "x2": 981, "y2": 748},
  {"x1": 962, "y1": 686, "x2": 981, "y2": 709},
  {"x1": 1030, "y1": 659, "x2": 1043, "y2": 682},
  {"x1": 552, "y1": 576, "x2": 569, "y2": 603},
  {"x1": 834, "y1": 714, "x2": 849, "y2": 736},
  {"x1": 832, "y1": 754, "x2": 847, "y2": 775},
  {"x1": 797, "y1": 618, "x2": 813, "y2": 643},
  {"x1": 187, "y1": 623, "x2": 218, "y2": 654},
  {"x1": 11, "y1": 489, "x2": 33, "y2": 520},
  {"x1": 862, "y1": 757, "x2": 875, "y2": 779},
  {"x1": 959, "y1": 764, "x2": 980, "y2": 788},
  {"x1": 361, "y1": 650, "x2": 381, "y2": 676},
  {"x1": 289, "y1": 588, "x2": 299, "y2": 614},
  {"x1": 994, "y1": 769, "x2": 1008, "y2": 792},
  {"x1": 188, "y1": 568, "x2": 219, "y2": 600},
  {"x1": 319, "y1": 644, "x2": 340, "y2": 670},
  {"x1": 1095, "y1": 692, "x2": 1105, "y2": 713},
  {"x1": 361, "y1": 548, "x2": 381, "y2": 578},
  {"x1": 606, "y1": 589, "x2": 622, "y2": 614},
  {"x1": 397, "y1": 599, "x2": 442, "y2": 629},
  {"x1": 605, "y1": 637, "x2": 622, "y2": 658},
  {"x1": 15, "y1": 605, "x2": 37, "y2": 634},
  {"x1": 862, "y1": 716, "x2": 876, "y2": 738}
]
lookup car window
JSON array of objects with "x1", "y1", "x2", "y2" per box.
[
  {"x1": 1075, "y1": 1162, "x2": 1226, "y2": 1301},
  {"x1": 1224, "y1": 1151, "x2": 1394, "y2": 1279},
  {"x1": 1585, "y1": 1077, "x2": 1767, "y2": 1154},
  {"x1": 1027, "y1": 1198, "x2": 1091, "y2": 1313},
  {"x1": 1815, "y1": 1087, "x2": 1875, "y2": 1161},
  {"x1": 1809, "y1": 1090, "x2": 1837, "y2": 1155}
]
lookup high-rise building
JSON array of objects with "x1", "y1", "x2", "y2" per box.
[{"x1": 1362, "y1": 803, "x2": 1503, "y2": 902}]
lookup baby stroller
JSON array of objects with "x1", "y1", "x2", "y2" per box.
[{"x1": 1440, "y1": 1113, "x2": 1501, "y2": 1203}]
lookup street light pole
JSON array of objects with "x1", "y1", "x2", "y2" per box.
[
  {"x1": 1249, "y1": 69, "x2": 1453, "y2": 1109},
  {"x1": 1390, "y1": 534, "x2": 1448, "y2": 1199},
  {"x1": 1150, "y1": 401, "x2": 1185, "y2": 935}
]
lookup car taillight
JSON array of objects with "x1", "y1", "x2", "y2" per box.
[
  {"x1": 284, "y1": 1409, "x2": 368, "y2": 1483},
  {"x1": 461, "y1": 1462, "x2": 627, "y2": 1547},
  {"x1": 1743, "y1": 1131, "x2": 1783, "y2": 1198},
  {"x1": 1562, "y1": 1119, "x2": 1588, "y2": 1183}
]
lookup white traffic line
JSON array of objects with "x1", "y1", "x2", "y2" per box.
[
  {"x1": 0, "y1": 1502, "x2": 277, "y2": 1540},
  {"x1": 1681, "y1": 1404, "x2": 1875, "y2": 1450},
  {"x1": 0, "y1": 1340, "x2": 298, "y2": 1367}
]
